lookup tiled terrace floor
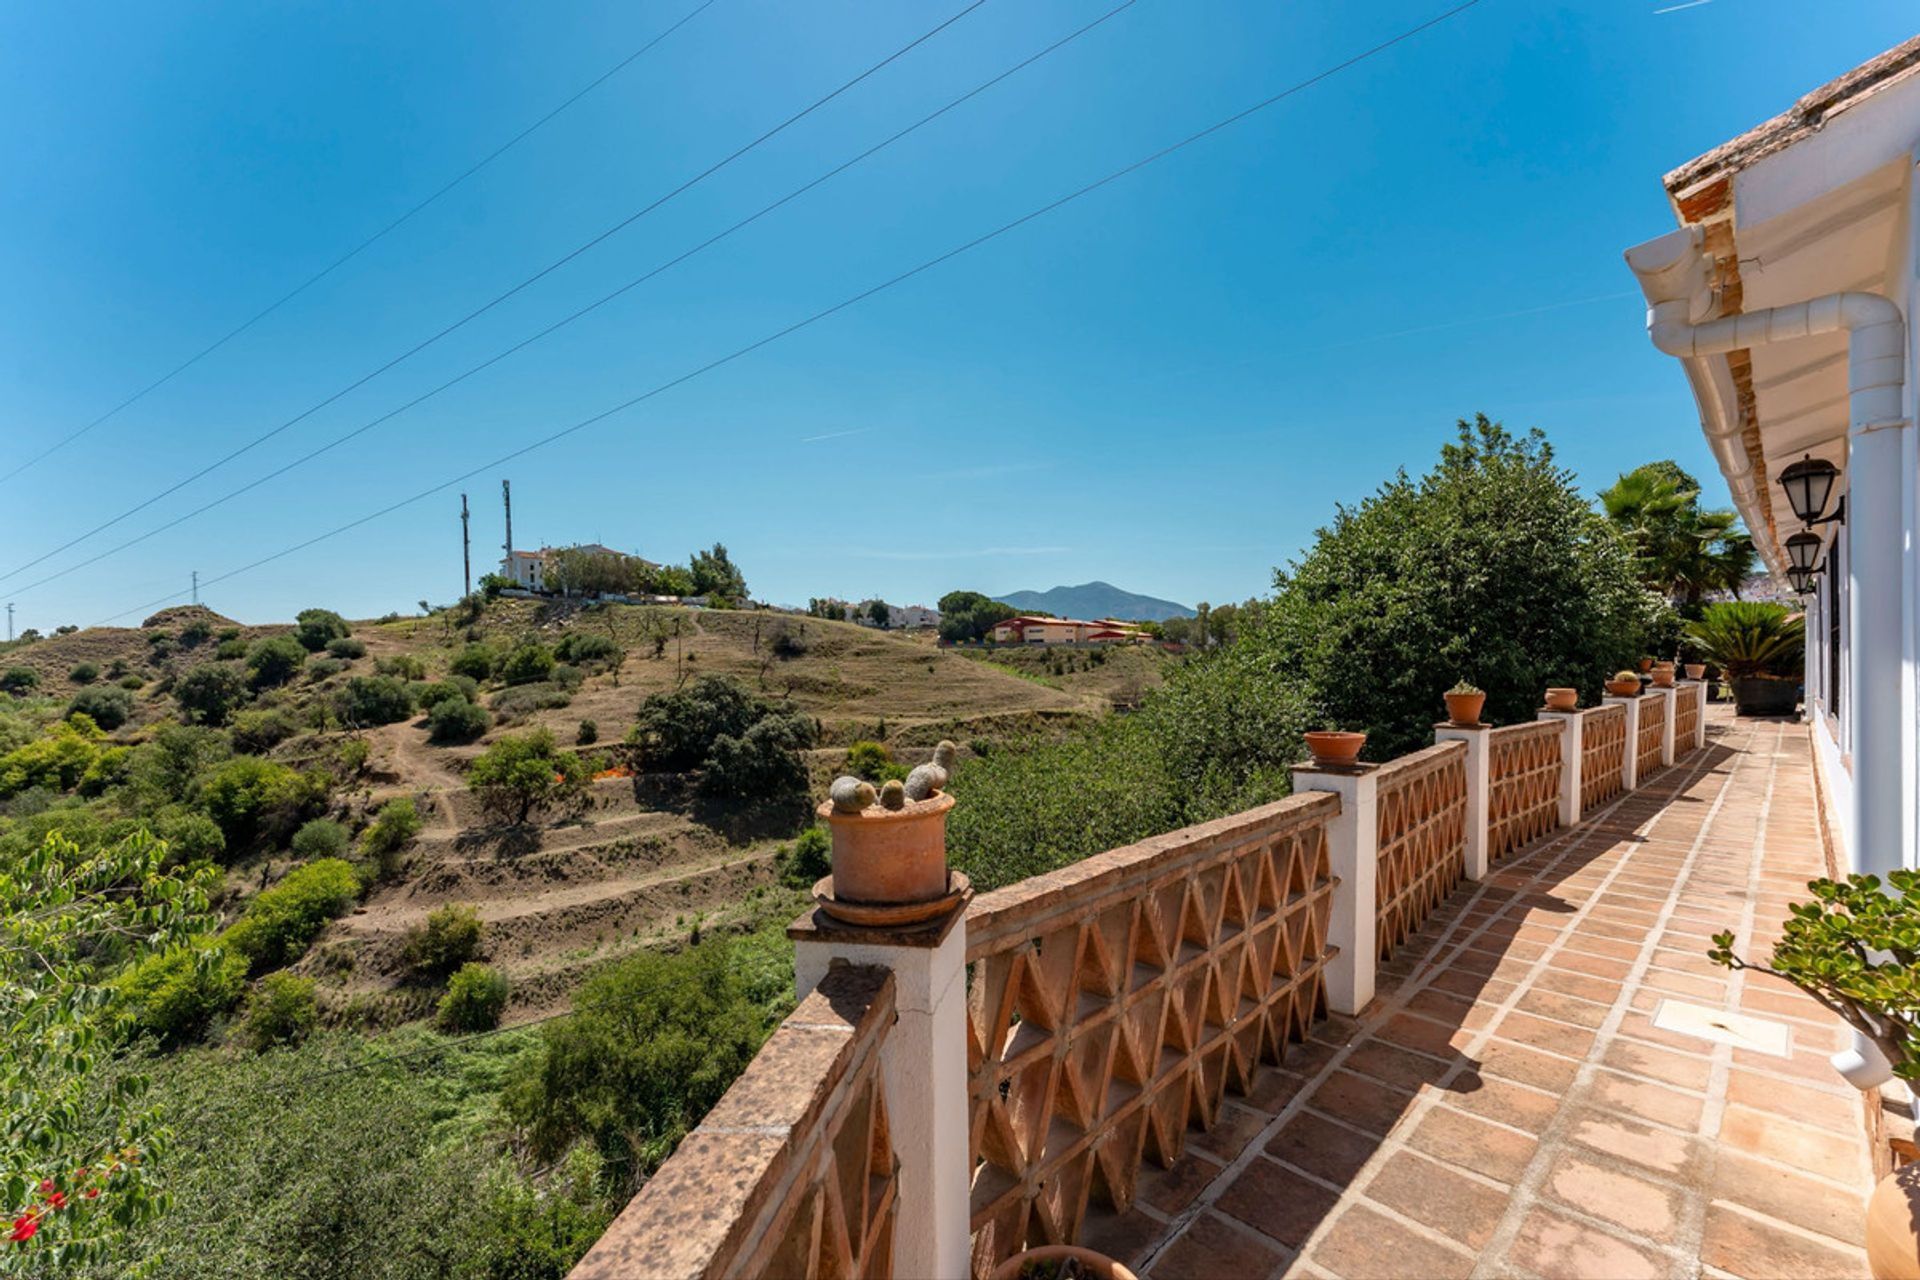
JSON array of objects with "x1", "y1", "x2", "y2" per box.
[{"x1": 1096, "y1": 708, "x2": 1875, "y2": 1279}]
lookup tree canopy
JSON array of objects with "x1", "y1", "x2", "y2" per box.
[{"x1": 1599, "y1": 460, "x2": 1755, "y2": 609}]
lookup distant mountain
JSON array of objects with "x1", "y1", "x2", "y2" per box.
[{"x1": 994, "y1": 581, "x2": 1194, "y2": 622}]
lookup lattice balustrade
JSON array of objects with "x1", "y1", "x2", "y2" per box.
[
  {"x1": 1674, "y1": 685, "x2": 1700, "y2": 754},
  {"x1": 1373, "y1": 740, "x2": 1467, "y2": 957},
  {"x1": 1581, "y1": 705, "x2": 1628, "y2": 811},
  {"x1": 1487, "y1": 721, "x2": 1562, "y2": 862},
  {"x1": 569, "y1": 966, "x2": 898, "y2": 1280},
  {"x1": 962, "y1": 794, "x2": 1339, "y2": 1277},
  {"x1": 1637, "y1": 693, "x2": 1668, "y2": 781}
]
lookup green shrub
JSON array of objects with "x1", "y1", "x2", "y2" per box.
[
  {"x1": 200, "y1": 756, "x2": 326, "y2": 850},
  {"x1": 844, "y1": 740, "x2": 906, "y2": 783},
  {"x1": 0, "y1": 717, "x2": 105, "y2": 797},
  {"x1": 449, "y1": 643, "x2": 499, "y2": 681},
  {"x1": 246, "y1": 636, "x2": 308, "y2": 688},
  {"x1": 550, "y1": 662, "x2": 584, "y2": 691},
  {"x1": 438, "y1": 963, "x2": 509, "y2": 1032},
  {"x1": 3, "y1": 667, "x2": 40, "y2": 694},
  {"x1": 293, "y1": 608, "x2": 351, "y2": 653},
  {"x1": 501, "y1": 643, "x2": 556, "y2": 686},
  {"x1": 305, "y1": 656, "x2": 350, "y2": 682},
  {"x1": 375, "y1": 653, "x2": 427, "y2": 681},
  {"x1": 223, "y1": 858, "x2": 360, "y2": 972},
  {"x1": 405, "y1": 903, "x2": 484, "y2": 979},
  {"x1": 67, "y1": 685, "x2": 134, "y2": 730},
  {"x1": 78, "y1": 744, "x2": 132, "y2": 796},
  {"x1": 325, "y1": 636, "x2": 367, "y2": 659},
  {"x1": 780, "y1": 826, "x2": 831, "y2": 888},
  {"x1": 555, "y1": 632, "x2": 618, "y2": 665},
  {"x1": 360, "y1": 797, "x2": 423, "y2": 876},
  {"x1": 429, "y1": 695, "x2": 490, "y2": 743},
  {"x1": 215, "y1": 637, "x2": 248, "y2": 660},
  {"x1": 698, "y1": 711, "x2": 815, "y2": 828},
  {"x1": 491, "y1": 682, "x2": 572, "y2": 720},
  {"x1": 1687, "y1": 601, "x2": 1805, "y2": 680},
  {"x1": 114, "y1": 939, "x2": 248, "y2": 1046},
  {"x1": 174, "y1": 662, "x2": 249, "y2": 725},
  {"x1": 576, "y1": 719, "x2": 598, "y2": 745},
  {"x1": 415, "y1": 676, "x2": 478, "y2": 710},
  {"x1": 242, "y1": 972, "x2": 319, "y2": 1050},
  {"x1": 290, "y1": 817, "x2": 350, "y2": 860},
  {"x1": 179, "y1": 618, "x2": 214, "y2": 647},
  {"x1": 467, "y1": 729, "x2": 587, "y2": 825},
  {"x1": 630, "y1": 675, "x2": 762, "y2": 771},
  {"x1": 156, "y1": 809, "x2": 226, "y2": 866},
  {"x1": 69, "y1": 661, "x2": 99, "y2": 684},
  {"x1": 229, "y1": 706, "x2": 300, "y2": 753},
  {"x1": 117, "y1": 673, "x2": 145, "y2": 690},
  {"x1": 334, "y1": 675, "x2": 414, "y2": 727},
  {"x1": 507, "y1": 934, "x2": 779, "y2": 1184}
]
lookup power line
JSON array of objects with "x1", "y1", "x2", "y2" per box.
[
  {"x1": 4, "y1": 0, "x2": 1137, "y2": 603},
  {"x1": 92, "y1": 0, "x2": 1485, "y2": 628},
  {"x1": 0, "y1": 0, "x2": 721, "y2": 489},
  {"x1": 0, "y1": 0, "x2": 987, "y2": 585}
]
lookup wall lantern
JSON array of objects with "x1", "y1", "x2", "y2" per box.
[
  {"x1": 1778, "y1": 455, "x2": 1845, "y2": 526},
  {"x1": 1784, "y1": 531, "x2": 1824, "y2": 572},
  {"x1": 1786, "y1": 565, "x2": 1819, "y2": 595}
]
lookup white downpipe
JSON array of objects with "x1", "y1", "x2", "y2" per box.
[{"x1": 1644, "y1": 289, "x2": 1908, "y2": 1092}]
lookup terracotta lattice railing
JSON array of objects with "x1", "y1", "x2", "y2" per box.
[
  {"x1": 1486, "y1": 720, "x2": 1562, "y2": 862},
  {"x1": 961, "y1": 793, "x2": 1339, "y2": 1277},
  {"x1": 569, "y1": 966, "x2": 898, "y2": 1280},
  {"x1": 1581, "y1": 704, "x2": 1628, "y2": 811},
  {"x1": 1373, "y1": 740, "x2": 1467, "y2": 957},
  {"x1": 1674, "y1": 684, "x2": 1700, "y2": 751},
  {"x1": 1636, "y1": 692, "x2": 1668, "y2": 781}
]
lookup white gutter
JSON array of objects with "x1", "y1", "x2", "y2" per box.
[{"x1": 1626, "y1": 226, "x2": 1911, "y2": 1091}]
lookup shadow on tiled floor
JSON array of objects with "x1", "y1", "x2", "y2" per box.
[{"x1": 1082, "y1": 712, "x2": 1873, "y2": 1280}]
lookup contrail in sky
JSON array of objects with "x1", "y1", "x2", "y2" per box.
[
  {"x1": 800, "y1": 427, "x2": 876, "y2": 444},
  {"x1": 1652, "y1": 0, "x2": 1712, "y2": 14}
]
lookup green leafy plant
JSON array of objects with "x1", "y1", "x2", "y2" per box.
[
  {"x1": 1711, "y1": 871, "x2": 1920, "y2": 1077},
  {"x1": 333, "y1": 674, "x2": 415, "y2": 727},
  {"x1": 245, "y1": 636, "x2": 308, "y2": 689},
  {"x1": 241, "y1": 972, "x2": 319, "y2": 1051},
  {"x1": 292, "y1": 608, "x2": 351, "y2": 653},
  {"x1": 428, "y1": 695, "x2": 490, "y2": 743},
  {"x1": 449, "y1": 643, "x2": 499, "y2": 681},
  {"x1": 5, "y1": 830, "x2": 216, "y2": 1261},
  {"x1": 404, "y1": 903, "x2": 484, "y2": 980},
  {"x1": 290, "y1": 817, "x2": 349, "y2": 861},
  {"x1": 1447, "y1": 679, "x2": 1482, "y2": 696},
  {"x1": 438, "y1": 962, "x2": 509, "y2": 1032},
  {"x1": 173, "y1": 662, "x2": 249, "y2": 726},
  {"x1": 222, "y1": 858, "x2": 360, "y2": 973},
  {"x1": 466, "y1": 729, "x2": 587, "y2": 825},
  {"x1": 1686, "y1": 601, "x2": 1804, "y2": 681},
  {"x1": 843, "y1": 740, "x2": 907, "y2": 784},
  {"x1": 780, "y1": 826, "x2": 831, "y2": 888},
  {"x1": 3, "y1": 667, "x2": 40, "y2": 695},
  {"x1": 68, "y1": 662, "x2": 99, "y2": 685},
  {"x1": 500, "y1": 643, "x2": 556, "y2": 687}
]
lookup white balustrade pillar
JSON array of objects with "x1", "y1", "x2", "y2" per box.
[
  {"x1": 791, "y1": 904, "x2": 971, "y2": 1276},
  {"x1": 1689, "y1": 682, "x2": 1708, "y2": 752},
  {"x1": 1434, "y1": 724, "x2": 1491, "y2": 881},
  {"x1": 1605, "y1": 695, "x2": 1640, "y2": 791},
  {"x1": 1290, "y1": 763, "x2": 1378, "y2": 1016},
  {"x1": 1654, "y1": 686, "x2": 1677, "y2": 767},
  {"x1": 1537, "y1": 708, "x2": 1584, "y2": 827}
]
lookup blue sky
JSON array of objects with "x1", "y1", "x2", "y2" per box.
[{"x1": 0, "y1": 0, "x2": 1912, "y2": 629}]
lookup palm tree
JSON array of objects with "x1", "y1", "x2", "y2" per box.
[{"x1": 1600, "y1": 462, "x2": 1756, "y2": 608}]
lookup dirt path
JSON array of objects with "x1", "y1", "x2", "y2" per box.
[{"x1": 372, "y1": 721, "x2": 463, "y2": 834}]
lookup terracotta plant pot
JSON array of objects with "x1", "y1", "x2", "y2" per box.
[
  {"x1": 1651, "y1": 663, "x2": 1677, "y2": 688},
  {"x1": 1685, "y1": 663, "x2": 1706, "y2": 680},
  {"x1": 990, "y1": 1245, "x2": 1140, "y2": 1280},
  {"x1": 1605, "y1": 678, "x2": 1642, "y2": 697},
  {"x1": 1867, "y1": 1163, "x2": 1920, "y2": 1279},
  {"x1": 1638, "y1": 657, "x2": 1654, "y2": 672},
  {"x1": 1544, "y1": 687, "x2": 1578, "y2": 712},
  {"x1": 817, "y1": 791, "x2": 955, "y2": 904},
  {"x1": 1443, "y1": 691, "x2": 1486, "y2": 727},
  {"x1": 1303, "y1": 730, "x2": 1366, "y2": 767}
]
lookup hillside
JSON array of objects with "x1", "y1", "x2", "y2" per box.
[
  {"x1": 995, "y1": 580, "x2": 1194, "y2": 621},
  {"x1": 1, "y1": 599, "x2": 1109, "y2": 1022}
]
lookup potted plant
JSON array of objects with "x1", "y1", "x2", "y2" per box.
[
  {"x1": 1443, "y1": 680, "x2": 1485, "y2": 727},
  {"x1": 1303, "y1": 729, "x2": 1366, "y2": 767},
  {"x1": 1684, "y1": 662, "x2": 1706, "y2": 681},
  {"x1": 990, "y1": 1246, "x2": 1139, "y2": 1280},
  {"x1": 1543, "y1": 686, "x2": 1578, "y2": 712},
  {"x1": 1687, "y1": 602, "x2": 1804, "y2": 716},
  {"x1": 1605, "y1": 670, "x2": 1642, "y2": 697},
  {"x1": 1710, "y1": 872, "x2": 1920, "y2": 1279},
  {"x1": 1637, "y1": 655, "x2": 1655, "y2": 673},
  {"x1": 1650, "y1": 661, "x2": 1677, "y2": 688}
]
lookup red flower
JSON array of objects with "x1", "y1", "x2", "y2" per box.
[
  {"x1": 84, "y1": 1189, "x2": 99, "y2": 1201},
  {"x1": 35, "y1": 1181, "x2": 51, "y2": 1196},
  {"x1": 72, "y1": 1168, "x2": 87, "y2": 1180},
  {"x1": 45, "y1": 1193, "x2": 65, "y2": 1212},
  {"x1": 9, "y1": 1214, "x2": 38, "y2": 1244}
]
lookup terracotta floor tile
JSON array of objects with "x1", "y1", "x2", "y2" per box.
[
  {"x1": 1699, "y1": 1203, "x2": 1868, "y2": 1280},
  {"x1": 1440, "y1": 1074, "x2": 1561, "y2": 1135},
  {"x1": 1514, "y1": 988, "x2": 1612, "y2": 1029},
  {"x1": 1136, "y1": 1149, "x2": 1226, "y2": 1217},
  {"x1": 1266, "y1": 1112, "x2": 1384, "y2": 1185},
  {"x1": 1303, "y1": 1069, "x2": 1420, "y2": 1137},
  {"x1": 1215, "y1": 1157, "x2": 1342, "y2": 1248},
  {"x1": 1492, "y1": 1010, "x2": 1598, "y2": 1059},
  {"x1": 1724, "y1": 1069, "x2": 1859, "y2": 1132},
  {"x1": 1541, "y1": 1150, "x2": 1690, "y2": 1242},
  {"x1": 1340, "y1": 1040, "x2": 1452, "y2": 1094},
  {"x1": 1601, "y1": 1038, "x2": 1713, "y2": 1092},
  {"x1": 1404, "y1": 1106, "x2": 1539, "y2": 1183},
  {"x1": 1590, "y1": 1069, "x2": 1706, "y2": 1132},
  {"x1": 1191, "y1": 1101, "x2": 1281, "y2": 1162},
  {"x1": 1717, "y1": 1105, "x2": 1868, "y2": 1185},
  {"x1": 1148, "y1": 1210, "x2": 1290, "y2": 1280},
  {"x1": 1564, "y1": 1107, "x2": 1710, "y2": 1186},
  {"x1": 1311, "y1": 1203, "x2": 1473, "y2": 1280},
  {"x1": 1361, "y1": 1151, "x2": 1509, "y2": 1249},
  {"x1": 1710, "y1": 1150, "x2": 1866, "y2": 1246},
  {"x1": 1507, "y1": 1206, "x2": 1669, "y2": 1280}
]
